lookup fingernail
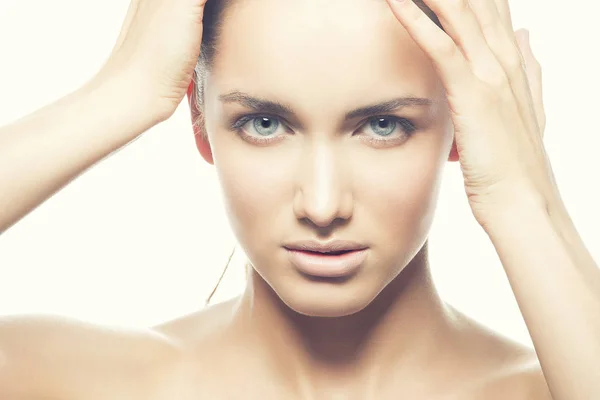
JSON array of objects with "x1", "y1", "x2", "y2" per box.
[
  {"x1": 524, "y1": 29, "x2": 534, "y2": 54},
  {"x1": 516, "y1": 28, "x2": 529, "y2": 42},
  {"x1": 517, "y1": 29, "x2": 532, "y2": 53}
]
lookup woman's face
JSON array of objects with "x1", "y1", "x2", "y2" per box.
[{"x1": 198, "y1": 0, "x2": 454, "y2": 317}]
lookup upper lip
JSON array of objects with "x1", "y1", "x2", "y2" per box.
[{"x1": 283, "y1": 240, "x2": 368, "y2": 253}]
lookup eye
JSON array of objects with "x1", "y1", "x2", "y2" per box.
[
  {"x1": 370, "y1": 117, "x2": 397, "y2": 136},
  {"x1": 366, "y1": 116, "x2": 415, "y2": 137},
  {"x1": 231, "y1": 115, "x2": 288, "y2": 144},
  {"x1": 356, "y1": 116, "x2": 416, "y2": 147},
  {"x1": 249, "y1": 117, "x2": 281, "y2": 136}
]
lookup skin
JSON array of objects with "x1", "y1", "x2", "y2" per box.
[
  {"x1": 201, "y1": 0, "x2": 452, "y2": 319},
  {"x1": 164, "y1": 0, "x2": 549, "y2": 398},
  {"x1": 1, "y1": 0, "x2": 597, "y2": 399}
]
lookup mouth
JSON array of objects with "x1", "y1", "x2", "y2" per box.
[
  {"x1": 296, "y1": 249, "x2": 355, "y2": 256},
  {"x1": 284, "y1": 246, "x2": 368, "y2": 278}
]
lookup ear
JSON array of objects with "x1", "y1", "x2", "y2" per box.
[
  {"x1": 447, "y1": 139, "x2": 459, "y2": 162},
  {"x1": 187, "y1": 81, "x2": 214, "y2": 165}
]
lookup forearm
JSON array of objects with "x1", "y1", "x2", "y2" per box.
[
  {"x1": 484, "y1": 200, "x2": 600, "y2": 400},
  {"x1": 548, "y1": 198, "x2": 600, "y2": 292},
  {"x1": 0, "y1": 74, "x2": 162, "y2": 233}
]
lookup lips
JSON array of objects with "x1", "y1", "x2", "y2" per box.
[
  {"x1": 283, "y1": 240, "x2": 369, "y2": 278},
  {"x1": 302, "y1": 249, "x2": 352, "y2": 255},
  {"x1": 283, "y1": 239, "x2": 368, "y2": 254}
]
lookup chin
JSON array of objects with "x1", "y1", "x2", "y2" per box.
[{"x1": 275, "y1": 277, "x2": 380, "y2": 318}]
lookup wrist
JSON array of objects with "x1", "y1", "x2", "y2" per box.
[
  {"x1": 82, "y1": 69, "x2": 172, "y2": 136},
  {"x1": 476, "y1": 189, "x2": 550, "y2": 236}
]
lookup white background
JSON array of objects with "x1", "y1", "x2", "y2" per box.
[{"x1": 0, "y1": 1, "x2": 598, "y2": 346}]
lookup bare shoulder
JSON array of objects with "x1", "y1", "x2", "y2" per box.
[
  {"x1": 468, "y1": 358, "x2": 553, "y2": 400},
  {"x1": 151, "y1": 297, "x2": 256, "y2": 395},
  {"x1": 0, "y1": 313, "x2": 187, "y2": 400},
  {"x1": 152, "y1": 297, "x2": 241, "y2": 363},
  {"x1": 448, "y1": 308, "x2": 553, "y2": 400},
  {"x1": 153, "y1": 297, "x2": 239, "y2": 341},
  {"x1": 153, "y1": 300, "x2": 555, "y2": 399},
  {"x1": 152, "y1": 300, "x2": 555, "y2": 399}
]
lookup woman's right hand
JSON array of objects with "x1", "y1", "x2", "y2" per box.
[
  {"x1": 0, "y1": 0, "x2": 208, "y2": 233},
  {"x1": 0, "y1": 6, "x2": 211, "y2": 395},
  {"x1": 96, "y1": 0, "x2": 209, "y2": 121}
]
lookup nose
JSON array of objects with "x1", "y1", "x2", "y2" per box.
[{"x1": 293, "y1": 142, "x2": 354, "y2": 229}]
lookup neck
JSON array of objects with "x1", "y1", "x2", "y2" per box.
[{"x1": 231, "y1": 242, "x2": 457, "y2": 395}]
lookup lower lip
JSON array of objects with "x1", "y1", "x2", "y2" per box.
[{"x1": 285, "y1": 248, "x2": 368, "y2": 278}]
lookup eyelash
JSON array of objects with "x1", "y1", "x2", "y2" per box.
[{"x1": 229, "y1": 113, "x2": 417, "y2": 146}]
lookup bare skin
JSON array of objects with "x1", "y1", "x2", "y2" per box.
[
  {"x1": 153, "y1": 255, "x2": 550, "y2": 400},
  {"x1": 0, "y1": 255, "x2": 549, "y2": 400},
  {"x1": 0, "y1": 0, "x2": 597, "y2": 399}
]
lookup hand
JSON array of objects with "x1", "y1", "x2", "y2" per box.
[
  {"x1": 386, "y1": 0, "x2": 560, "y2": 229},
  {"x1": 95, "y1": 0, "x2": 208, "y2": 121}
]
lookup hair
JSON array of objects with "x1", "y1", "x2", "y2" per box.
[{"x1": 199, "y1": 0, "x2": 441, "y2": 305}]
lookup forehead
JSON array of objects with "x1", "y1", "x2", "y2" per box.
[{"x1": 209, "y1": 0, "x2": 443, "y2": 117}]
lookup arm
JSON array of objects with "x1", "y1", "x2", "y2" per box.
[
  {"x1": 483, "y1": 198, "x2": 600, "y2": 400},
  {"x1": 384, "y1": 1, "x2": 599, "y2": 399},
  {"x1": 0, "y1": 75, "x2": 189, "y2": 398},
  {"x1": 0, "y1": 73, "x2": 164, "y2": 234},
  {"x1": 0, "y1": 0, "x2": 209, "y2": 235}
]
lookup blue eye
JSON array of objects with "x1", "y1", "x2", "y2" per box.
[
  {"x1": 370, "y1": 117, "x2": 396, "y2": 136},
  {"x1": 230, "y1": 114, "x2": 288, "y2": 144},
  {"x1": 229, "y1": 113, "x2": 416, "y2": 146},
  {"x1": 366, "y1": 116, "x2": 416, "y2": 138},
  {"x1": 251, "y1": 117, "x2": 280, "y2": 136}
]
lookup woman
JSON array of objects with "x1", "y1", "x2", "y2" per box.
[{"x1": 0, "y1": 0, "x2": 598, "y2": 398}]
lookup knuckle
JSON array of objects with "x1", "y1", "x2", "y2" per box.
[
  {"x1": 433, "y1": 37, "x2": 458, "y2": 58},
  {"x1": 475, "y1": 64, "x2": 510, "y2": 89},
  {"x1": 478, "y1": 14, "x2": 499, "y2": 34},
  {"x1": 505, "y1": 49, "x2": 525, "y2": 75},
  {"x1": 446, "y1": 0, "x2": 469, "y2": 12},
  {"x1": 477, "y1": 81, "x2": 510, "y2": 107}
]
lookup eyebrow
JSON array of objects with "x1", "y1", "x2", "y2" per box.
[{"x1": 219, "y1": 90, "x2": 433, "y2": 121}]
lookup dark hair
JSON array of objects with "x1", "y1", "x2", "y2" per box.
[
  {"x1": 200, "y1": 0, "x2": 440, "y2": 68},
  {"x1": 192, "y1": 0, "x2": 231, "y2": 117},
  {"x1": 198, "y1": 0, "x2": 441, "y2": 305}
]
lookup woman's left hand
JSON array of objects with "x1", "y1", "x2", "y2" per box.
[
  {"x1": 386, "y1": 0, "x2": 558, "y2": 229},
  {"x1": 386, "y1": 5, "x2": 600, "y2": 399}
]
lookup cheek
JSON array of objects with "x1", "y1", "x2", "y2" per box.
[
  {"x1": 213, "y1": 142, "x2": 292, "y2": 246},
  {"x1": 212, "y1": 128, "x2": 448, "y2": 254},
  {"x1": 355, "y1": 143, "x2": 445, "y2": 244}
]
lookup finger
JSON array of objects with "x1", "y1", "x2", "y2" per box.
[
  {"x1": 493, "y1": 0, "x2": 514, "y2": 32},
  {"x1": 469, "y1": 1, "x2": 541, "y2": 136},
  {"x1": 422, "y1": 0, "x2": 505, "y2": 81},
  {"x1": 386, "y1": 0, "x2": 472, "y2": 90},
  {"x1": 468, "y1": 0, "x2": 523, "y2": 81},
  {"x1": 515, "y1": 30, "x2": 546, "y2": 136}
]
